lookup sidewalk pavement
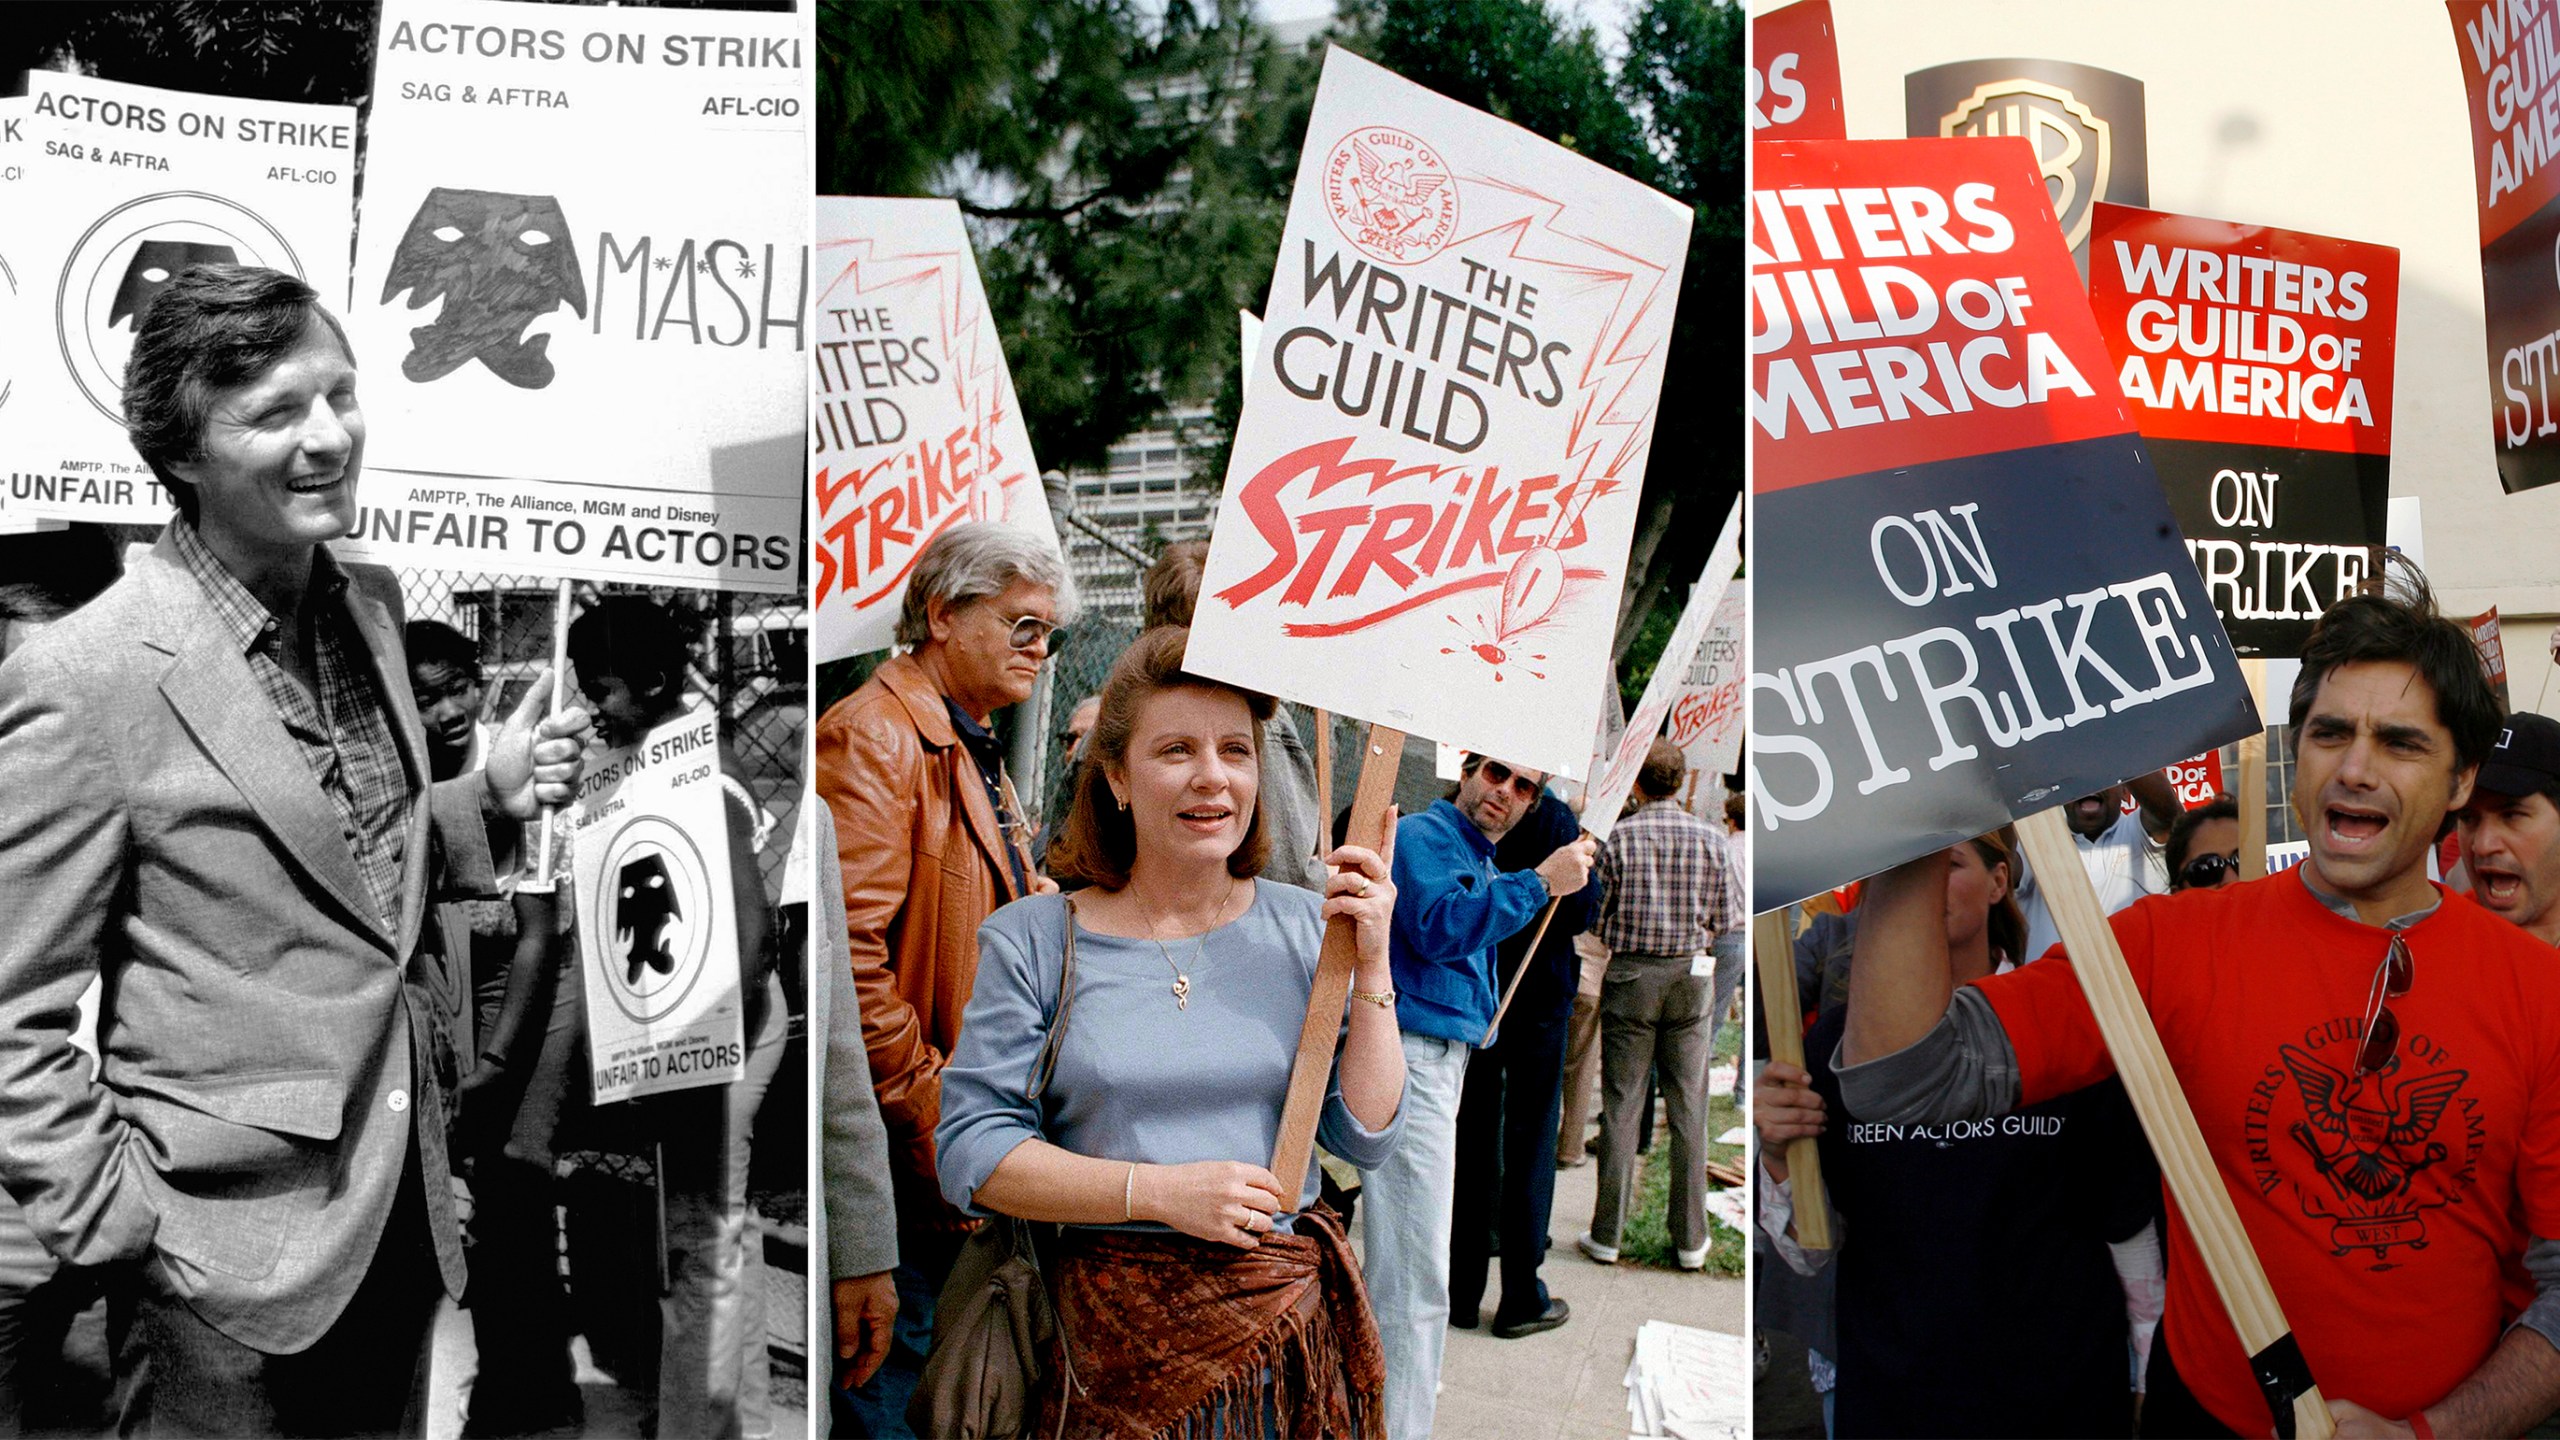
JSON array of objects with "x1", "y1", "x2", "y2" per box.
[{"x1": 1417, "y1": 1130, "x2": 1744, "y2": 1440}]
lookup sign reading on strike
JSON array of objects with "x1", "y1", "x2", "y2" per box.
[
  {"x1": 572, "y1": 711, "x2": 744, "y2": 1103},
  {"x1": 1751, "y1": 2, "x2": 1844, "y2": 142},
  {"x1": 2087, "y1": 204, "x2": 2398, "y2": 658},
  {"x1": 2450, "y1": 1, "x2": 2560, "y2": 492},
  {"x1": 2, "y1": 73, "x2": 354, "y2": 526},
  {"x1": 1749, "y1": 138, "x2": 2259, "y2": 911},
  {"x1": 1186, "y1": 47, "x2": 1693, "y2": 778},
  {"x1": 343, "y1": 0, "x2": 805, "y2": 591},
  {"x1": 811, "y1": 197, "x2": 1058, "y2": 662}
]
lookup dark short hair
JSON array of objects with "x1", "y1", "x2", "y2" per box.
[
  {"x1": 2166, "y1": 796, "x2": 2241, "y2": 885},
  {"x1": 1047, "y1": 626, "x2": 1274, "y2": 890},
  {"x1": 567, "y1": 595, "x2": 692, "y2": 710},
  {"x1": 2289, "y1": 561, "x2": 2502, "y2": 776},
  {"x1": 1142, "y1": 539, "x2": 1211, "y2": 630},
  {"x1": 0, "y1": 525, "x2": 122, "y2": 624},
  {"x1": 1636, "y1": 739, "x2": 1687, "y2": 799},
  {"x1": 403, "y1": 620, "x2": 480, "y2": 684},
  {"x1": 121, "y1": 265, "x2": 352, "y2": 522}
]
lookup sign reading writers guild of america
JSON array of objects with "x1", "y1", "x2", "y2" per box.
[{"x1": 1906, "y1": 59, "x2": 2148, "y2": 270}]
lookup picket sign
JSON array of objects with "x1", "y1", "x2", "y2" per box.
[
  {"x1": 520, "y1": 578, "x2": 578, "y2": 893},
  {"x1": 1268, "y1": 726, "x2": 1405, "y2": 1193},
  {"x1": 1750, "y1": 912, "x2": 1828, "y2": 1250},
  {"x1": 2015, "y1": 807, "x2": 2332, "y2": 1438},
  {"x1": 1481, "y1": 497, "x2": 1744, "y2": 1046}
]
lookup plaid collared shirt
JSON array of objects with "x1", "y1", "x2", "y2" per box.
[
  {"x1": 171, "y1": 520, "x2": 410, "y2": 929},
  {"x1": 1594, "y1": 799, "x2": 1740, "y2": 956}
]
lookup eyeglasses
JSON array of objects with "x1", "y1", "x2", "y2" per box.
[
  {"x1": 2179, "y1": 851, "x2": 2242, "y2": 890},
  {"x1": 993, "y1": 614, "x2": 1063, "y2": 654},
  {"x1": 1478, "y1": 759, "x2": 1543, "y2": 800},
  {"x1": 2354, "y1": 933, "x2": 2415, "y2": 1079}
]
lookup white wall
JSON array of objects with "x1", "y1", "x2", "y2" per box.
[{"x1": 1763, "y1": 1, "x2": 2560, "y2": 712}]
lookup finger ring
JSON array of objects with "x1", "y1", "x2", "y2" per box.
[{"x1": 1355, "y1": 876, "x2": 1373, "y2": 897}]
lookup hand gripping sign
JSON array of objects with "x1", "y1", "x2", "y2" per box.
[
  {"x1": 1754, "y1": 138, "x2": 2334, "y2": 1437},
  {"x1": 1188, "y1": 46, "x2": 1690, "y2": 1190},
  {"x1": 2088, "y1": 204, "x2": 2399, "y2": 658},
  {"x1": 2, "y1": 73, "x2": 355, "y2": 526},
  {"x1": 811, "y1": 197, "x2": 1061, "y2": 662},
  {"x1": 2449, "y1": 1, "x2": 2560, "y2": 493},
  {"x1": 343, "y1": 0, "x2": 806, "y2": 592},
  {"x1": 571, "y1": 711, "x2": 744, "y2": 1102}
]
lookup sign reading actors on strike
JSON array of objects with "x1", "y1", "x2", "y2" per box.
[
  {"x1": 2450, "y1": 1, "x2": 2560, "y2": 493},
  {"x1": 812, "y1": 197, "x2": 1058, "y2": 662},
  {"x1": 343, "y1": 0, "x2": 804, "y2": 592},
  {"x1": 2, "y1": 73, "x2": 354, "y2": 526},
  {"x1": 1748, "y1": 138, "x2": 2259, "y2": 910},
  {"x1": 572, "y1": 711, "x2": 743, "y2": 1102},
  {"x1": 2088, "y1": 204, "x2": 2398, "y2": 658},
  {"x1": 1669, "y1": 578, "x2": 1747, "y2": 783},
  {"x1": 1186, "y1": 48, "x2": 1693, "y2": 778},
  {"x1": 1751, "y1": 2, "x2": 1844, "y2": 142}
]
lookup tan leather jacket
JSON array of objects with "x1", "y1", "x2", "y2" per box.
[{"x1": 815, "y1": 653, "x2": 1031, "y2": 1231}]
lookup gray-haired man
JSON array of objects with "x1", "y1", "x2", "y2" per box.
[{"x1": 816, "y1": 520, "x2": 1073, "y2": 1436}]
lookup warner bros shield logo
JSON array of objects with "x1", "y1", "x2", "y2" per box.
[
  {"x1": 1906, "y1": 59, "x2": 2150, "y2": 259},
  {"x1": 590, "y1": 814, "x2": 717, "y2": 1026}
]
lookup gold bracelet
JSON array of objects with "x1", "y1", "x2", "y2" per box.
[
  {"x1": 1124, "y1": 1162, "x2": 1136, "y2": 1223},
  {"x1": 1349, "y1": 987, "x2": 1396, "y2": 1008}
]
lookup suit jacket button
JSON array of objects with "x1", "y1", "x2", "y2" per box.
[{"x1": 388, "y1": 1089, "x2": 410, "y2": 1113}]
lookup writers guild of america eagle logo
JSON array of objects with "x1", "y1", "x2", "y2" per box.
[
  {"x1": 589, "y1": 815, "x2": 716, "y2": 1026},
  {"x1": 379, "y1": 187, "x2": 588, "y2": 390},
  {"x1": 2276, "y1": 1042, "x2": 2472, "y2": 1264},
  {"x1": 1322, "y1": 127, "x2": 1458, "y2": 267},
  {"x1": 55, "y1": 191, "x2": 303, "y2": 425}
]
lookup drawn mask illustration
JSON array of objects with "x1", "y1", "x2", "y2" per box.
[
  {"x1": 380, "y1": 187, "x2": 587, "y2": 389},
  {"x1": 109, "y1": 241, "x2": 239, "y2": 329},
  {"x1": 614, "y1": 852, "x2": 682, "y2": 987}
]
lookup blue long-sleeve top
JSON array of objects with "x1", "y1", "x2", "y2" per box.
[
  {"x1": 936, "y1": 882, "x2": 1400, "y2": 1227},
  {"x1": 1388, "y1": 798, "x2": 1552, "y2": 1045}
]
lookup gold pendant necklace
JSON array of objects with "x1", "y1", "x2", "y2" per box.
[{"x1": 1143, "y1": 878, "x2": 1239, "y2": 1011}]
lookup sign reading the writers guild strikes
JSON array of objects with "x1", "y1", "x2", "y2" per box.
[
  {"x1": 1905, "y1": 58, "x2": 2148, "y2": 271},
  {"x1": 1668, "y1": 578, "x2": 1747, "y2": 799},
  {"x1": 1748, "y1": 137, "x2": 2258, "y2": 910},
  {"x1": 572, "y1": 711, "x2": 743, "y2": 1103},
  {"x1": 1186, "y1": 46, "x2": 1693, "y2": 778},
  {"x1": 2087, "y1": 204, "x2": 2399, "y2": 658},
  {"x1": 344, "y1": 0, "x2": 805, "y2": 591},
  {"x1": 2449, "y1": 1, "x2": 2560, "y2": 493},
  {"x1": 1, "y1": 73, "x2": 354, "y2": 525},
  {"x1": 811, "y1": 197, "x2": 1060, "y2": 663}
]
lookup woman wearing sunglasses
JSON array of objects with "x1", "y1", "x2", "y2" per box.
[
  {"x1": 2166, "y1": 797, "x2": 2244, "y2": 892},
  {"x1": 1757, "y1": 827, "x2": 2162, "y2": 1438},
  {"x1": 935, "y1": 626, "x2": 1407, "y2": 1437}
]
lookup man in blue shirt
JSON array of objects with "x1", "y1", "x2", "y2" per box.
[{"x1": 1364, "y1": 753, "x2": 1595, "y2": 1440}]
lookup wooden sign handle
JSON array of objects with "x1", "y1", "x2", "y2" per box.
[
  {"x1": 2016, "y1": 807, "x2": 2331, "y2": 1439},
  {"x1": 1270, "y1": 725, "x2": 1404, "y2": 1196},
  {"x1": 1480, "y1": 898, "x2": 1562, "y2": 1046},
  {"x1": 2239, "y1": 658, "x2": 2269, "y2": 882},
  {"x1": 1752, "y1": 911, "x2": 1829, "y2": 1250}
]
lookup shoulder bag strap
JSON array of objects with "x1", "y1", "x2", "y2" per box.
[{"x1": 1026, "y1": 896, "x2": 1079, "y2": 1103}]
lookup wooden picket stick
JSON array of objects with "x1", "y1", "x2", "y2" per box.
[
  {"x1": 1481, "y1": 898, "x2": 1562, "y2": 1045},
  {"x1": 518, "y1": 579, "x2": 576, "y2": 896},
  {"x1": 1752, "y1": 911, "x2": 1828, "y2": 1249},
  {"x1": 2238, "y1": 658, "x2": 2270, "y2": 880},
  {"x1": 2016, "y1": 807, "x2": 2332, "y2": 1438},
  {"x1": 1269, "y1": 725, "x2": 1404, "y2": 1194},
  {"x1": 1315, "y1": 709, "x2": 1333, "y2": 835}
]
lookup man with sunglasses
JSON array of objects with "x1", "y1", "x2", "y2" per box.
[
  {"x1": 1365, "y1": 750, "x2": 1596, "y2": 1440},
  {"x1": 2458, "y1": 713, "x2": 2560, "y2": 948},
  {"x1": 1829, "y1": 579, "x2": 2560, "y2": 1438},
  {"x1": 816, "y1": 520, "x2": 1071, "y2": 1437}
]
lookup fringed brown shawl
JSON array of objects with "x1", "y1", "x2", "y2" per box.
[{"x1": 1036, "y1": 1207, "x2": 1386, "y2": 1439}]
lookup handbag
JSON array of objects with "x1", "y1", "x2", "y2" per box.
[{"x1": 908, "y1": 897, "x2": 1085, "y2": 1440}]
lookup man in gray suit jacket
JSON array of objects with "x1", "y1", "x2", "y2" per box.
[{"x1": 0, "y1": 266, "x2": 590, "y2": 1436}]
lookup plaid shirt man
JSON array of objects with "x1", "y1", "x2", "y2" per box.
[
  {"x1": 1594, "y1": 797, "x2": 1739, "y2": 956},
  {"x1": 172, "y1": 517, "x2": 409, "y2": 929}
]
